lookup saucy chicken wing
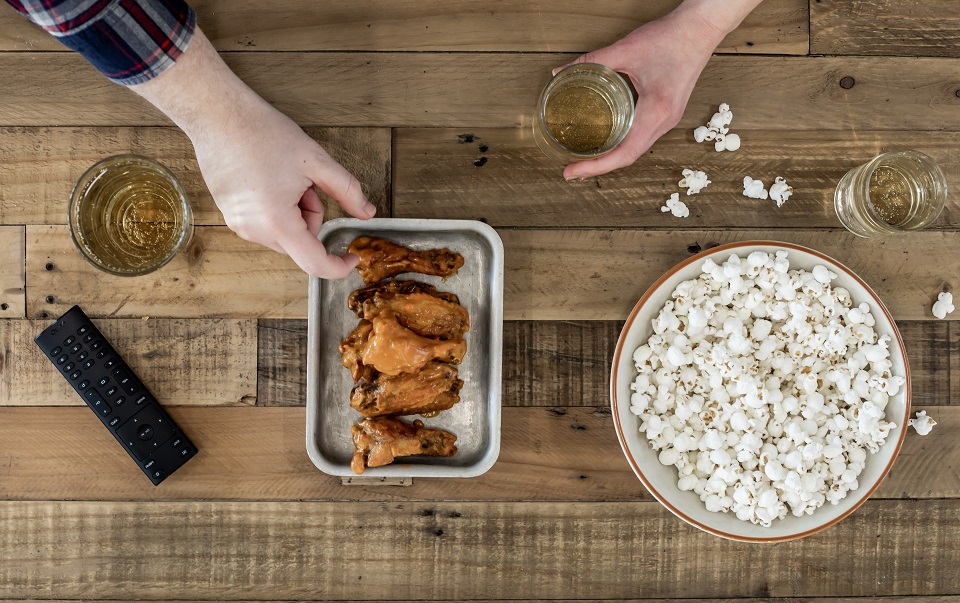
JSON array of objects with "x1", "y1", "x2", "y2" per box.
[
  {"x1": 350, "y1": 362, "x2": 463, "y2": 418},
  {"x1": 351, "y1": 416, "x2": 458, "y2": 474},
  {"x1": 349, "y1": 236, "x2": 464, "y2": 285},
  {"x1": 361, "y1": 309, "x2": 466, "y2": 375},
  {"x1": 348, "y1": 280, "x2": 460, "y2": 314},
  {"x1": 359, "y1": 292, "x2": 469, "y2": 341},
  {"x1": 338, "y1": 320, "x2": 377, "y2": 383}
]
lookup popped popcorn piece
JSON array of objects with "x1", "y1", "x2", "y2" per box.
[
  {"x1": 769, "y1": 177, "x2": 794, "y2": 207},
  {"x1": 630, "y1": 250, "x2": 904, "y2": 527},
  {"x1": 693, "y1": 103, "x2": 740, "y2": 152},
  {"x1": 742, "y1": 176, "x2": 768, "y2": 200},
  {"x1": 679, "y1": 169, "x2": 711, "y2": 195},
  {"x1": 908, "y1": 410, "x2": 936, "y2": 436},
  {"x1": 932, "y1": 291, "x2": 955, "y2": 320},
  {"x1": 661, "y1": 192, "x2": 690, "y2": 218}
]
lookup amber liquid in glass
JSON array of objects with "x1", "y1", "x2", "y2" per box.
[
  {"x1": 869, "y1": 165, "x2": 912, "y2": 226},
  {"x1": 544, "y1": 86, "x2": 614, "y2": 153},
  {"x1": 74, "y1": 162, "x2": 185, "y2": 274}
]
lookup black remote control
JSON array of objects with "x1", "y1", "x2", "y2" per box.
[{"x1": 34, "y1": 305, "x2": 197, "y2": 485}]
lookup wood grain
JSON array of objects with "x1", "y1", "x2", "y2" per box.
[
  {"x1": 0, "y1": 127, "x2": 391, "y2": 226},
  {"x1": 0, "y1": 406, "x2": 951, "y2": 502},
  {"x1": 258, "y1": 320, "x2": 956, "y2": 408},
  {"x1": 811, "y1": 0, "x2": 960, "y2": 58},
  {"x1": 28, "y1": 227, "x2": 960, "y2": 320},
  {"x1": 3, "y1": 54, "x2": 960, "y2": 129},
  {"x1": 0, "y1": 226, "x2": 24, "y2": 318},
  {"x1": 0, "y1": 319, "x2": 256, "y2": 407},
  {"x1": 5, "y1": 600, "x2": 959, "y2": 603},
  {"x1": 1, "y1": 499, "x2": 958, "y2": 600},
  {"x1": 394, "y1": 128, "x2": 960, "y2": 228},
  {"x1": 0, "y1": 0, "x2": 808, "y2": 54}
]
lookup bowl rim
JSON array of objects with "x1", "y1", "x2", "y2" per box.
[{"x1": 609, "y1": 240, "x2": 912, "y2": 543}]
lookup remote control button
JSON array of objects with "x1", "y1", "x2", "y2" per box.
[
  {"x1": 79, "y1": 380, "x2": 90, "y2": 390},
  {"x1": 108, "y1": 416, "x2": 120, "y2": 427},
  {"x1": 118, "y1": 406, "x2": 175, "y2": 460},
  {"x1": 135, "y1": 395, "x2": 148, "y2": 405},
  {"x1": 82, "y1": 334, "x2": 94, "y2": 343},
  {"x1": 144, "y1": 459, "x2": 156, "y2": 469},
  {"x1": 180, "y1": 448, "x2": 191, "y2": 457},
  {"x1": 84, "y1": 389, "x2": 110, "y2": 415},
  {"x1": 104, "y1": 358, "x2": 116, "y2": 369},
  {"x1": 152, "y1": 469, "x2": 164, "y2": 480},
  {"x1": 63, "y1": 362, "x2": 75, "y2": 372},
  {"x1": 50, "y1": 346, "x2": 62, "y2": 357},
  {"x1": 112, "y1": 367, "x2": 138, "y2": 395},
  {"x1": 77, "y1": 351, "x2": 88, "y2": 361},
  {"x1": 63, "y1": 336, "x2": 75, "y2": 346},
  {"x1": 77, "y1": 325, "x2": 89, "y2": 335},
  {"x1": 106, "y1": 386, "x2": 118, "y2": 397},
  {"x1": 96, "y1": 351, "x2": 107, "y2": 359},
  {"x1": 57, "y1": 354, "x2": 68, "y2": 365},
  {"x1": 98, "y1": 376, "x2": 110, "y2": 387},
  {"x1": 171, "y1": 437, "x2": 182, "y2": 448},
  {"x1": 113, "y1": 396, "x2": 125, "y2": 407},
  {"x1": 83, "y1": 359, "x2": 95, "y2": 370},
  {"x1": 90, "y1": 340, "x2": 103, "y2": 351},
  {"x1": 69, "y1": 343, "x2": 82, "y2": 354},
  {"x1": 69, "y1": 370, "x2": 82, "y2": 381}
]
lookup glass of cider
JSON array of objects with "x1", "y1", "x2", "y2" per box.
[
  {"x1": 534, "y1": 63, "x2": 634, "y2": 164},
  {"x1": 68, "y1": 155, "x2": 193, "y2": 276},
  {"x1": 834, "y1": 150, "x2": 947, "y2": 238}
]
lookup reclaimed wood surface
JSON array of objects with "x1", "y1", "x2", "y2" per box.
[
  {"x1": 0, "y1": 0, "x2": 808, "y2": 54},
  {"x1": 3, "y1": 1, "x2": 960, "y2": 600}
]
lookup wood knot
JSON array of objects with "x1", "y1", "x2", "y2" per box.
[
  {"x1": 44, "y1": 262, "x2": 54, "y2": 271},
  {"x1": 839, "y1": 76, "x2": 855, "y2": 89},
  {"x1": 45, "y1": 295, "x2": 55, "y2": 304}
]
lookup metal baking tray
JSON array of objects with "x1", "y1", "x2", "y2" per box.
[{"x1": 306, "y1": 218, "x2": 504, "y2": 478}]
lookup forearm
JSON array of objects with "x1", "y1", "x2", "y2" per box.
[{"x1": 670, "y1": 0, "x2": 767, "y2": 49}]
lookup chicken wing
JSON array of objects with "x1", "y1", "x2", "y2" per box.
[
  {"x1": 351, "y1": 416, "x2": 458, "y2": 474},
  {"x1": 349, "y1": 236, "x2": 464, "y2": 285},
  {"x1": 348, "y1": 280, "x2": 460, "y2": 314},
  {"x1": 338, "y1": 320, "x2": 377, "y2": 383},
  {"x1": 361, "y1": 293, "x2": 469, "y2": 341},
  {"x1": 350, "y1": 362, "x2": 463, "y2": 418},
  {"x1": 361, "y1": 309, "x2": 466, "y2": 375}
]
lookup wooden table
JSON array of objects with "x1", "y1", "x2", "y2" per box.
[{"x1": 1, "y1": 1, "x2": 959, "y2": 600}]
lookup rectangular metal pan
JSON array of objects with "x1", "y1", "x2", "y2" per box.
[{"x1": 306, "y1": 218, "x2": 503, "y2": 477}]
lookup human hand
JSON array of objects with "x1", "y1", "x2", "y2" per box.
[
  {"x1": 555, "y1": 3, "x2": 737, "y2": 180},
  {"x1": 190, "y1": 90, "x2": 376, "y2": 278}
]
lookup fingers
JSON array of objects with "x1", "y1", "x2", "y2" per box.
[
  {"x1": 299, "y1": 187, "x2": 325, "y2": 236},
  {"x1": 310, "y1": 150, "x2": 376, "y2": 220},
  {"x1": 280, "y1": 224, "x2": 359, "y2": 279},
  {"x1": 563, "y1": 117, "x2": 660, "y2": 180}
]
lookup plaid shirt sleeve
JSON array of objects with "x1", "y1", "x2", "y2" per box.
[{"x1": 5, "y1": 0, "x2": 195, "y2": 86}]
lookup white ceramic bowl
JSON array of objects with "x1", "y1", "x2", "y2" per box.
[{"x1": 610, "y1": 241, "x2": 911, "y2": 542}]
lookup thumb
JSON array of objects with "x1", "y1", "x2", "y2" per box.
[
  {"x1": 552, "y1": 46, "x2": 622, "y2": 77},
  {"x1": 311, "y1": 149, "x2": 376, "y2": 220}
]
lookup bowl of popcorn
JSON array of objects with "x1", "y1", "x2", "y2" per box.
[{"x1": 610, "y1": 241, "x2": 911, "y2": 542}]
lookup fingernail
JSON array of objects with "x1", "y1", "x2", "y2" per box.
[{"x1": 363, "y1": 202, "x2": 376, "y2": 218}]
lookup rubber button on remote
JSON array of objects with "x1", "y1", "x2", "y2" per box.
[
  {"x1": 79, "y1": 380, "x2": 90, "y2": 390},
  {"x1": 108, "y1": 416, "x2": 120, "y2": 427},
  {"x1": 98, "y1": 377, "x2": 109, "y2": 387},
  {"x1": 138, "y1": 424, "x2": 154, "y2": 440},
  {"x1": 104, "y1": 358, "x2": 116, "y2": 369},
  {"x1": 83, "y1": 334, "x2": 94, "y2": 343},
  {"x1": 90, "y1": 340, "x2": 103, "y2": 351},
  {"x1": 83, "y1": 360, "x2": 95, "y2": 369},
  {"x1": 85, "y1": 389, "x2": 110, "y2": 416},
  {"x1": 69, "y1": 370, "x2": 82, "y2": 380},
  {"x1": 77, "y1": 351, "x2": 88, "y2": 361},
  {"x1": 63, "y1": 336, "x2": 75, "y2": 346},
  {"x1": 50, "y1": 347, "x2": 62, "y2": 357},
  {"x1": 77, "y1": 325, "x2": 88, "y2": 335},
  {"x1": 117, "y1": 406, "x2": 175, "y2": 460},
  {"x1": 64, "y1": 362, "x2": 75, "y2": 372},
  {"x1": 112, "y1": 367, "x2": 138, "y2": 395},
  {"x1": 144, "y1": 459, "x2": 156, "y2": 469},
  {"x1": 69, "y1": 343, "x2": 82, "y2": 354},
  {"x1": 106, "y1": 386, "x2": 118, "y2": 397},
  {"x1": 57, "y1": 354, "x2": 68, "y2": 365}
]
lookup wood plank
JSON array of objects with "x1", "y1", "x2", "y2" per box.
[
  {"x1": 394, "y1": 128, "x2": 960, "y2": 228},
  {"x1": 3, "y1": 54, "x2": 960, "y2": 129},
  {"x1": 0, "y1": 319, "x2": 256, "y2": 407},
  {"x1": 0, "y1": 406, "x2": 953, "y2": 502},
  {"x1": 811, "y1": 0, "x2": 960, "y2": 58},
  {"x1": 0, "y1": 226, "x2": 24, "y2": 318},
  {"x1": 6, "y1": 600, "x2": 960, "y2": 603},
  {"x1": 257, "y1": 320, "x2": 955, "y2": 408},
  {"x1": 0, "y1": 499, "x2": 957, "y2": 599},
  {"x1": 0, "y1": 127, "x2": 391, "y2": 226},
  {"x1": 0, "y1": 0, "x2": 808, "y2": 54},
  {"x1": 28, "y1": 227, "x2": 960, "y2": 321}
]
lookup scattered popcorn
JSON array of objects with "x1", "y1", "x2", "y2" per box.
[
  {"x1": 932, "y1": 291, "x2": 955, "y2": 319},
  {"x1": 742, "y1": 176, "x2": 768, "y2": 200},
  {"x1": 693, "y1": 103, "x2": 740, "y2": 152},
  {"x1": 908, "y1": 410, "x2": 936, "y2": 436},
  {"x1": 631, "y1": 250, "x2": 904, "y2": 527},
  {"x1": 679, "y1": 169, "x2": 711, "y2": 195},
  {"x1": 661, "y1": 192, "x2": 690, "y2": 218},
  {"x1": 769, "y1": 177, "x2": 794, "y2": 207}
]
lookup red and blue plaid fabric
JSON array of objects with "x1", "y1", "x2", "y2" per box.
[{"x1": 5, "y1": 0, "x2": 195, "y2": 86}]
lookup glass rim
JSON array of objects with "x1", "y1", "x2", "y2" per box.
[
  {"x1": 536, "y1": 62, "x2": 635, "y2": 159},
  {"x1": 68, "y1": 153, "x2": 193, "y2": 277}
]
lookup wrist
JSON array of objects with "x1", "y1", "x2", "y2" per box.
[{"x1": 671, "y1": 0, "x2": 762, "y2": 49}]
